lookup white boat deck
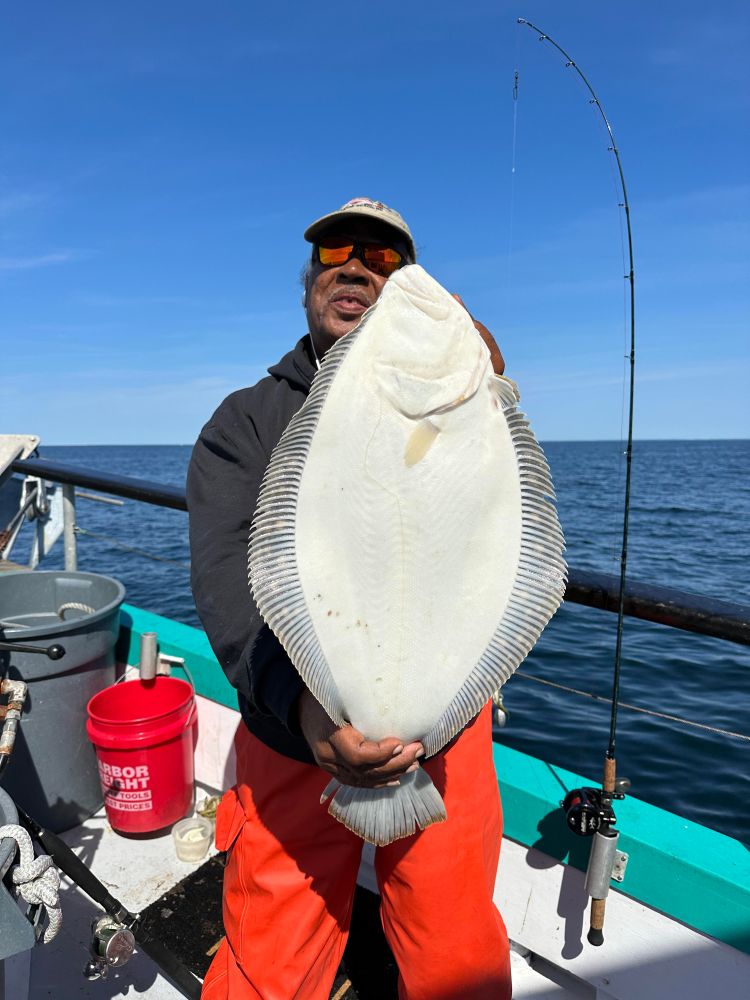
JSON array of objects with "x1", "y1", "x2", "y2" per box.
[
  {"x1": 5, "y1": 798, "x2": 580, "y2": 1000},
  {"x1": 6, "y1": 697, "x2": 746, "y2": 999}
]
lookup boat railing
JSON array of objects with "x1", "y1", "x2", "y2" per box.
[{"x1": 10, "y1": 455, "x2": 750, "y2": 648}]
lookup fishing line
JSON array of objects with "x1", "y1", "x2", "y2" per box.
[
  {"x1": 506, "y1": 69, "x2": 519, "y2": 283},
  {"x1": 511, "y1": 71, "x2": 519, "y2": 176},
  {"x1": 504, "y1": 26, "x2": 523, "y2": 312},
  {"x1": 515, "y1": 670, "x2": 750, "y2": 743},
  {"x1": 75, "y1": 526, "x2": 191, "y2": 570}
]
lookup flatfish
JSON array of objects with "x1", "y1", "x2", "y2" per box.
[{"x1": 249, "y1": 264, "x2": 566, "y2": 845}]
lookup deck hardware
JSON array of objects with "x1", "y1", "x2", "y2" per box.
[
  {"x1": 74, "y1": 490, "x2": 124, "y2": 506},
  {"x1": 139, "y1": 631, "x2": 158, "y2": 680},
  {"x1": 25, "y1": 478, "x2": 66, "y2": 568},
  {"x1": 158, "y1": 652, "x2": 186, "y2": 676},
  {"x1": 611, "y1": 850, "x2": 629, "y2": 883},
  {"x1": 25, "y1": 477, "x2": 50, "y2": 520}
]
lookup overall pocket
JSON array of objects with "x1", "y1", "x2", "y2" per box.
[{"x1": 214, "y1": 786, "x2": 246, "y2": 855}]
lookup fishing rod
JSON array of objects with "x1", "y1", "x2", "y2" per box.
[
  {"x1": 516, "y1": 17, "x2": 636, "y2": 946},
  {"x1": 15, "y1": 804, "x2": 203, "y2": 999}
]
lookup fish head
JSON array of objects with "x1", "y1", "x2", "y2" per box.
[{"x1": 371, "y1": 264, "x2": 491, "y2": 420}]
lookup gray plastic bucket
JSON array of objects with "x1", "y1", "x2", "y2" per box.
[{"x1": 0, "y1": 571, "x2": 126, "y2": 832}]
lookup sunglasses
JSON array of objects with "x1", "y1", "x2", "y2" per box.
[{"x1": 315, "y1": 236, "x2": 404, "y2": 277}]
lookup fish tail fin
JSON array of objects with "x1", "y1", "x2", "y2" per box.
[{"x1": 320, "y1": 769, "x2": 447, "y2": 845}]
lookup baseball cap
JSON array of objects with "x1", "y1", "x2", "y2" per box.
[{"x1": 304, "y1": 197, "x2": 416, "y2": 262}]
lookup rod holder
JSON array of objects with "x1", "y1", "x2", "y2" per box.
[
  {"x1": 138, "y1": 632, "x2": 158, "y2": 681},
  {"x1": 585, "y1": 828, "x2": 619, "y2": 946}
]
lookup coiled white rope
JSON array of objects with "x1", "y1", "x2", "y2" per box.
[
  {"x1": 0, "y1": 824, "x2": 62, "y2": 942},
  {"x1": 57, "y1": 602, "x2": 96, "y2": 618}
]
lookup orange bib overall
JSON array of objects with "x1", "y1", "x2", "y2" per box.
[{"x1": 201, "y1": 704, "x2": 511, "y2": 1000}]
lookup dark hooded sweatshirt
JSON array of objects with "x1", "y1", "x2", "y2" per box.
[{"x1": 186, "y1": 337, "x2": 318, "y2": 764}]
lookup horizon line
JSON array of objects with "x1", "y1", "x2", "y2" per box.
[{"x1": 39, "y1": 437, "x2": 750, "y2": 447}]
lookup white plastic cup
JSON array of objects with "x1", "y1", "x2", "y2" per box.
[{"x1": 172, "y1": 816, "x2": 213, "y2": 863}]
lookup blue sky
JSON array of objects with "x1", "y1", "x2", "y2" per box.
[{"x1": 2, "y1": 1, "x2": 748, "y2": 443}]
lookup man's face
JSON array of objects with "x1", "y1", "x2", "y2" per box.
[{"x1": 304, "y1": 218, "x2": 410, "y2": 353}]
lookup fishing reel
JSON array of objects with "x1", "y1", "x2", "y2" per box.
[
  {"x1": 562, "y1": 785, "x2": 623, "y2": 837},
  {"x1": 83, "y1": 914, "x2": 136, "y2": 980},
  {"x1": 562, "y1": 778, "x2": 630, "y2": 836}
]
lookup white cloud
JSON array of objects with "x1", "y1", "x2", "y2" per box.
[
  {"x1": 0, "y1": 251, "x2": 78, "y2": 272},
  {"x1": 0, "y1": 191, "x2": 46, "y2": 218},
  {"x1": 75, "y1": 292, "x2": 212, "y2": 309}
]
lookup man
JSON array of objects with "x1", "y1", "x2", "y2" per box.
[{"x1": 188, "y1": 198, "x2": 511, "y2": 999}]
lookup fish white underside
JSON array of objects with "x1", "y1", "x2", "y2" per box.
[{"x1": 249, "y1": 265, "x2": 566, "y2": 845}]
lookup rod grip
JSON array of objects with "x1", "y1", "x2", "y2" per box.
[
  {"x1": 588, "y1": 897, "x2": 606, "y2": 946},
  {"x1": 603, "y1": 756, "x2": 616, "y2": 794}
]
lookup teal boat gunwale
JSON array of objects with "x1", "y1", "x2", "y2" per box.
[{"x1": 116, "y1": 603, "x2": 750, "y2": 956}]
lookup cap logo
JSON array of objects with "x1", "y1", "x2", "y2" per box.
[{"x1": 342, "y1": 198, "x2": 386, "y2": 212}]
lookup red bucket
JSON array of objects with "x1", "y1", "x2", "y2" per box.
[{"x1": 86, "y1": 677, "x2": 197, "y2": 834}]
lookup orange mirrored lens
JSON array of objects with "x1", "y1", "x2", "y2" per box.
[
  {"x1": 317, "y1": 239, "x2": 402, "y2": 275},
  {"x1": 363, "y1": 246, "x2": 401, "y2": 265},
  {"x1": 318, "y1": 238, "x2": 354, "y2": 265}
]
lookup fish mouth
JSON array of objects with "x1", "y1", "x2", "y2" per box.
[{"x1": 389, "y1": 265, "x2": 451, "y2": 321}]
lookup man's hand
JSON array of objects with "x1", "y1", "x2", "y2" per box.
[
  {"x1": 452, "y1": 294, "x2": 505, "y2": 375},
  {"x1": 297, "y1": 689, "x2": 424, "y2": 789}
]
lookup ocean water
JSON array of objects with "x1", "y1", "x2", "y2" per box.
[{"x1": 19, "y1": 440, "x2": 750, "y2": 844}]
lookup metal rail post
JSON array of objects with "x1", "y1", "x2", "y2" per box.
[{"x1": 61, "y1": 483, "x2": 78, "y2": 571}]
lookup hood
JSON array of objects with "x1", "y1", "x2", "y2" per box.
[{"x1": 268, "y1": 336, "x2": 317, "y2": 393}]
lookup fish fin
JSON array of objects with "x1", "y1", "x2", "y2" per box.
[
  {"x1": 491, "y1": 373, "x2": 520, "y2": 403},
  {"x1": 423, "y1": 373, "x2": 567, "y2": 758},
  {"x1": 404, "y1": 419, "x2": 440, "y2": 467},
  {"x1": 325, "y1": 769, "x2": 447, "y2": 845},
  {"x1": 248, "y1": 317, "x2": 373, "y2": 727},
  {"x1": 320, "y1": 778, "x2": 340, "y2": 805}
]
